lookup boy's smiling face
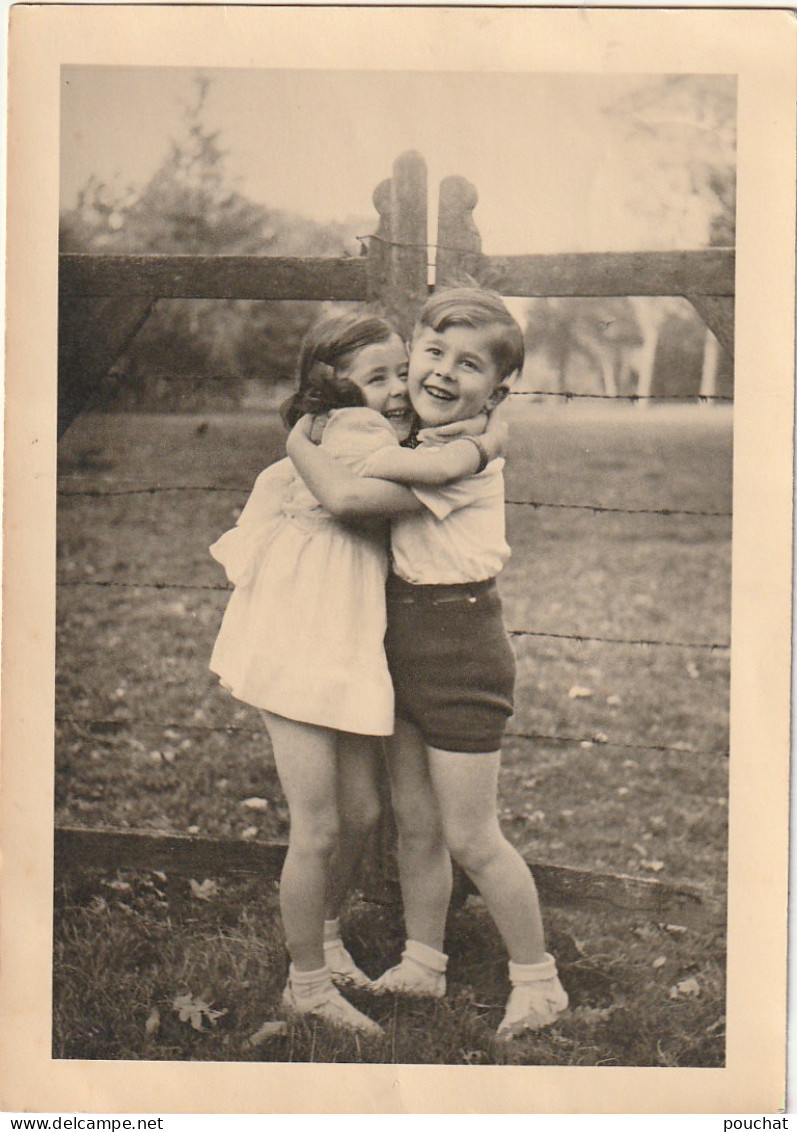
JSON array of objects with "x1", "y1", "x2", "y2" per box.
[{"x1": 408, "y1": 323, "x2": 504, "y2": 427}]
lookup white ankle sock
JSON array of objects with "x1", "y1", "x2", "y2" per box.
[
  {"x1": 323, "y1": 918, "x2": 341, "y2": 943},
  {"x1": 403, "y1": 939, "x2": 448, "y2": 974},
  {"x1": 508, "y1": 953, "x2": 558, "y2": 985},
  {"x1": 288, "y1": 964, "x2": 332, "y2": 1000}
]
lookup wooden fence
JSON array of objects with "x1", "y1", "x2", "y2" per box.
[{"x1": 56, "y1": 150, "x2": 732, "y2": 927}]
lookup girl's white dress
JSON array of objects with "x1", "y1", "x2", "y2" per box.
[{"x1": 209, "y1": 407, "x2": 398, "y2": 736}]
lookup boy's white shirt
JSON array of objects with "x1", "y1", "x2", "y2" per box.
[{"x1": 390, "y1": 458, "x2": 510, "y2": 585}]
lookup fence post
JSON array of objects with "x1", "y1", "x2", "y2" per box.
[
  {"x1": 360, "y1": 153, "x2": 430, "y2": 906},
  {"x1": 435, "y1": 175, "x2": 482, "y2": 288},
  {"x1": 372, "y1": 151, "x2": 428, "y2": 339}
]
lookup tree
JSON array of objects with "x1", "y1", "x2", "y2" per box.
[
  {"x1": 60, "y1": 76, "x2": 368, "y2": 409},
  {"x1": 602, "y1": 75, "x2": 737, "y2": 249},
  {"x1": 523, "y1": 297, "x2": 643, "y2": 395}
]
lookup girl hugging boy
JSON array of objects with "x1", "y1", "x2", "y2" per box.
[{"x1": 210, "y1": 288, "x2": 567, "y2": 1041}]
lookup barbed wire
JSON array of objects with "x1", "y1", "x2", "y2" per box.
[
  {"x1": 56, "y1": 578, "x2": 730, "y2": 651},
  {"x1": 504, "y1": 727, "x2": 729, "y2": 759},
  {"x1": 509, "y1": 389, "x2": 733, "y2": 403},
  {"x1": 507, "y1": 627, "x2": 729, "y2": 651},
  {"x1": 55, "y1": 712, "x2": 729, "y2": 759},
  {"x1": 56, "y1": 483, "x2": 732, "y2": 519},
  {"x1": 504, "y1": 499, "x2": 731, "y2": 518}
]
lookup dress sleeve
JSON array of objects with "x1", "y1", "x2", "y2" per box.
[
  {"x1": 209, "y1": 457, "x2": 294, "y2": 586},
  {"x1": 321, "y1": 408, "x2": 399, "y2": 468},
  {"x1": 410, "y1": 458, "x2": 505, "y2": 520},
  {"x1": 236, "y1": 457, "x2": 295, "y2": 527}
]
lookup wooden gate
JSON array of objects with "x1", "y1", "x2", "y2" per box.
[{"x1": 58, "y1": 149, "x2": 734, "y2": 435}]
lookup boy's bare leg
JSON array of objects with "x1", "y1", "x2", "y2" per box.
[
  {"x1": 427, "y1": 746, "x2": 546, "y2": 964},
  {"x1": 325, "y1": 733, "x2": 382, "y2": 920},
  {"x1": 386, "y1": 719, "x2": 452, "y2": 952}
]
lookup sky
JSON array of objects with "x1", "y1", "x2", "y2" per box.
[{"x1": 60, "y1": 67, "x2": 735, "y2": 255}]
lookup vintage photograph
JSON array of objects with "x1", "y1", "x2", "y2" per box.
[
  {"x1": 2, "y1": 4, "x2": 793, "y2": 1115},
  {"x1": 55, "y1": 64, "x2": 734, "y2": 1065}
]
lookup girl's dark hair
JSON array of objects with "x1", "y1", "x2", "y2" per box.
[{"x1": 281, "y1": 309, "x2": 399, "y2": 429}]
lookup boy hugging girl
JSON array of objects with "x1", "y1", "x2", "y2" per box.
[{"x1": 211, "y1": 287, "x2": 567, "y2": 1041}]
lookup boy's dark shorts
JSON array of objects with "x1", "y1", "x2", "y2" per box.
[{"x1": 385, "y1": 573, "x2": 516, "y2": 754}]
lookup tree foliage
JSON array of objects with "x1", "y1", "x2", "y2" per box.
[
  {"x1": 602, "y1": 74, "x2": 736, "y2": 249},
  {"x1": 60, "y1": 77, "x2": 368, "y2": 410}
]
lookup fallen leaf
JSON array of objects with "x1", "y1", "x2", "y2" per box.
[
  {"x1": 173, "y1": 993, "x2": 227, "y2": 1031},
  {"x1": 641, "y1": 859, "x2": 665, "y2": 872},
  {"x1": 241, "y1": 826, "x2": 259, "y2": 840},
  {"x1": 669, "y1": 977, "x2": 700, "y2": 999},
  {"x1": 606, "y1": 694, "x2": 622, "y2": 707},
  {"x1": 652, "y1": 956, "x2": 667, "y2": 969},
  {"x1": 241, "y1": 797, "x2": 269, "y2": 811},
  {"x1": 249, "y1": 1020, "x2": 288, "y2": 1047},
  {"x1": 187, "y1": 825, "x2": 200, "y2": 835},
  {"x1": 664, "y1": 924, "x2": 688, "y2": 935},
  {"x1": 568, "y1": 685, "x2": 593, "y2": 700},
  {"x1": 102, "y1": 878, "x2": 131, "y2": 892},
  {"x1": 144, "y1": 1007, "x2": 161, "y2": 1037},
  {"x1": 189, "y1": 878, "x2": 219, "y2": 901}
]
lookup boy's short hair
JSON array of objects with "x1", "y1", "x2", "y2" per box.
[{"x1": 414, "y1": 286, "x2": 525, "y2": 380}]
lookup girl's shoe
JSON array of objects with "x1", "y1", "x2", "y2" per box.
[
  {"x1": 371, "y1": 959, "x2": 446, "y2": 998},
  {"x1": 323, "y1": 940, "x2": 373, "y2": 990},
  {"x1": 371, "y1": 941, "x2": 448, "y2": 998},
  {"x1": 496, "y1": 955, "x2": 569, "y2": 1039},
  {"x1": 282, "y1": 981, "x2": 383, "y2": 1036}
]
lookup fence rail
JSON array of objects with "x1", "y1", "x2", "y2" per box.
[
  {"x1": 54, "y1": 825, "x2": 721, "y2": 928},
  {"x1": 60, "y1": 253, "x2": 369, "y2": 302}
]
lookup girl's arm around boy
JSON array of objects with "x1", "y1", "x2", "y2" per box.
[{"x1": 286, "y1": 411, "x2": 507, "y2": 523}]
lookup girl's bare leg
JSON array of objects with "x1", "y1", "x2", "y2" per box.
[
  {"x1": 325, "y1": 733, "x2": 382, "y2": 920},
  {"x1": 427, "y1": 747, "x2": 546, "y2": 964},
  {"x1": 262, "y1": 711, "x2": 339, "y2": 972}
]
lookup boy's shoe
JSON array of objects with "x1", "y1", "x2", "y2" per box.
[
  {"x1": 371, "y1": 959, "x2": 446, "y2": 998},
  {"x1": 323, "y1": 940, "x2": 373, "y2": 990},
  {"x1": 282, "y1": 981, "x2": 383, "y2": 1036},
  {"x1": 496, "y1": 955, "x2": 569, "y2": 1039}
]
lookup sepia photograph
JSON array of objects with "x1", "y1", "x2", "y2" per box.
[{"x1": 2, "y1": 4, "x2": 794, "y2": 1115}]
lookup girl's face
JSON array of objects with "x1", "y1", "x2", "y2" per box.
[{"x1": 340, "y1": 333, "x2": 412, "y2": 441}]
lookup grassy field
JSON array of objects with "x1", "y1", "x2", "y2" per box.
[{"x1": 54, "y1": 401, "x2": 731, "y2": 1064}]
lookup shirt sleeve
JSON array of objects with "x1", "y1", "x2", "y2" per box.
[{"x1": 410, "y1": 458, "x2": 505, "y2": 520}]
